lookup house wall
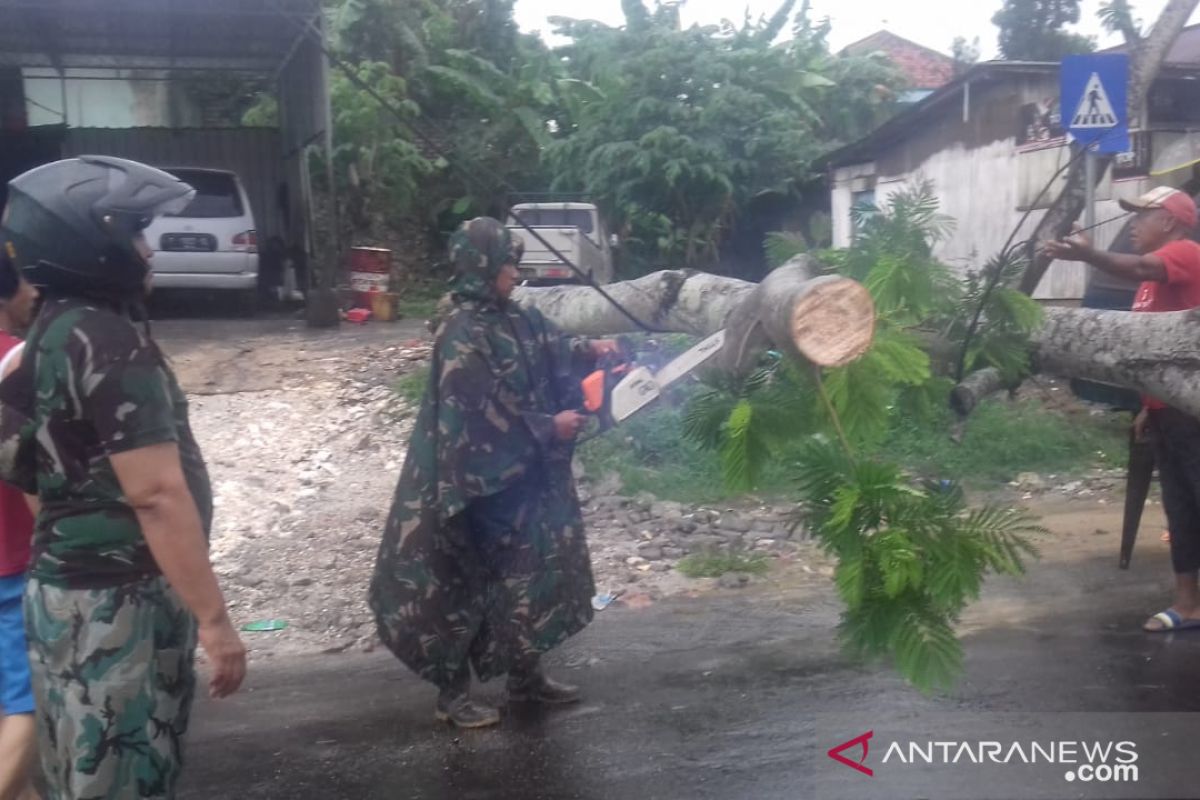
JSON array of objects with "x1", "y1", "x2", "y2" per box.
[{"x1": 831, "y1": 73, "x2": 1176, "y2": 301}]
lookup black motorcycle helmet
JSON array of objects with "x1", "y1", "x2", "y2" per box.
[{"x1": 1, "y1": 155, "x2": 194, "y2": 298}]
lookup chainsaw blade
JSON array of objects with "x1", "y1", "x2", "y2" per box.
[
  {"x1": 609, "y1": 366, "x2": 660, "y2": 423},
  {"x1": 653, "y1": 329, "x2": 726, "y2": 391},
  {"x1": 609, "y1": 330, "x2": 727, "y2": 423}
]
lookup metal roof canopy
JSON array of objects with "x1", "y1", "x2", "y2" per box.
[{"x1": 0, "y1": 0, "x2": 322, "y2": 72}]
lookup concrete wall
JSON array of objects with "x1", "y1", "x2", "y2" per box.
[{"x1": 830, "y1": 73, "x2": 1179, "y2": 301}]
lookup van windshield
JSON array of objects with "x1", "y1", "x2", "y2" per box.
[
  {"x1": 510, "y1": 208, "x2": 595, "y2": 234},
  {"x1": 166, "y1": 170, "x2": 244, "y2": 218}
]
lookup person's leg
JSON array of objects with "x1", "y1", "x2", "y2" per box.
[
  {"x1": 506, "y1": 653, "x2": 580, "y2": 705},
  {"x1": 0, "y1": 713, "x2": 39, "y2": 800},
  {"x1": 1145, "y1": 410, "x2": 1200, "y2": 630},
  {"x1": 0, "y1": 574, "x2": 38, "y2": 800},
  {"x1": 433, "y1": 660, "x2": 500, "y2": 729},
  {"x1": 24, "y1": 577, "x2": 196, "y2": 798}
]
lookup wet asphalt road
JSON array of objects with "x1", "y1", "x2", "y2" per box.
[{"x1": 180, "y1": 540, "x2": 1200, "y2": 800}]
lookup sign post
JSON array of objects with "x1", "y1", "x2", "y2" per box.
[{"x1": 1061, "y1": 54, "x2": 1131, "y2": 236}]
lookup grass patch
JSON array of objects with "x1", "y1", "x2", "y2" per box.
[
  {"x1": 394, "y1": 281, "x2": 446, "y2": 321},
  {"x1": 394, "y1": 368, "x2": 430, "y2": 405},
  {"x1": 578, "y1": 404, "x2": 735, "y2": 504},
  {"x1": 580, "y1": 390, "x2": 1128, "y2": 505},
  {"x1": 877, "y1": 400, "x2": 1127, "y2": 484},
  {"x1": 677, "y1": 550, "x2": 771, "y2": 578}
]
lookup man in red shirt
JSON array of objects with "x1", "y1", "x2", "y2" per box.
[
  {"x1": 0, "y1": 252, "x2": 40, "y2": 799},
  {"x1": 1045, "y1": 186, "x2": 1200, "y2": 632}
]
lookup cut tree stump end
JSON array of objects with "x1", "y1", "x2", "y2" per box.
[{"x1": 789, "y1": 278, "x2": 876, "y2": 367}]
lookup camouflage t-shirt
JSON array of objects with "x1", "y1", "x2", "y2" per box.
[{"x1": 25, "y1": 297, "x2": 213, "y2": 589}]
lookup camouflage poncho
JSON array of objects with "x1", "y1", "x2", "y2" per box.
[{"x1": 369, "y1": 218, "x2": 596, "y2": 686}]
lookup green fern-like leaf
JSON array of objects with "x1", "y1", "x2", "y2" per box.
[
  {"x1": 888, "y1": 609, "x2": 963, "y2": 694},
  {"x1": 865, "y1": 329, "x2": 931, "y2": 386},
  {"x1": 682, "y1": 388, "x2": 738, "y2": 451},
  {"x1": 835, "y1": 553, "x2": 867, "y2": 608},
  {"x1": 992, "y1": 287, "x2": 1045, "y2": 334},
  {"x1": 765, "y1": 231, "x2": 810, "y2": 268},
  {"x1": 719, "y1": 400, "x2": 756, "y2": 490},
  {"x1": 878, "y1": 531, "x2": 924, "y2": 598}
]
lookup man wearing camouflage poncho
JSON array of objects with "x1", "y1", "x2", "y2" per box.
[{"x1": 370, "y1": 217, "x2": 614, "y2": 728}]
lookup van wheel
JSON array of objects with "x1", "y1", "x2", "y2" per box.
[{"x1": 234, "y1": 289, "x2": 257, "y2": 318}]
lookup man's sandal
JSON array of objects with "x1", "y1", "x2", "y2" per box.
[{"x1": 1144, "y1": 609, "x2": 1200, "y2": 633}]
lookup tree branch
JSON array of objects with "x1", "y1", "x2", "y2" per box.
[{"x1": 1017, "y1": 0, "x2": 1198, "y2": 296}]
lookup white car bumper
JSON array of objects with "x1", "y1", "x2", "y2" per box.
[{"x1": 150, "y1": 271, "x2": 258, "y2": 291}]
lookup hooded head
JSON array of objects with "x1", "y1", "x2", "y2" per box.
[{"x1": 449, "y1": 217, "x2": 523, "y2": 304}]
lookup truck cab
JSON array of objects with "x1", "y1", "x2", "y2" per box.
[{"x1": 505, "y1": 202, "x2": 615, "y2": 285}]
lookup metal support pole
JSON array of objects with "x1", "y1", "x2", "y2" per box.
[{"x1": 1084, "y1": 147, "x2": 1097, "y2": 233}]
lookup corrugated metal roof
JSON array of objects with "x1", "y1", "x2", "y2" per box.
[
  {"x1": 821, "y1": 60, "x2": 1200, "y2": 169},
  {"x1": 0, "y1": 0, "x2": 322, "y2": 71}
]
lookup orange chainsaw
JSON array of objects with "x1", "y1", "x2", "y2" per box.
[{"x1": 579, "y1": 330, "x2": 727, "y2": 437}]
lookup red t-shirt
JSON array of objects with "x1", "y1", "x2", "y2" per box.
[
  {"x1": 1132, "y1": 239, "x2": 1200, "y2": 410},
  {"x1": 0, "y1": 332, "x2": 34, "y2": 577}
]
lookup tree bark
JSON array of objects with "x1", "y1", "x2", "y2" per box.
[
  {"x1": 949, "y1": 368, "x2": 1009, "y2": 417},
  {"x1": 513, "y1": 258, "x2": 875, "y2": 370},
  {"x1": 1128, "y1": 0, "x2": 1200, "y2": 128},
  {"x1": 1016, "y1": 0, "x2": 1199, "y2": 296},
  {"x1": 1031, "y1": 306, "x2": 1200, "y2": 418},
  {"x1": 516, "y1": 269, "x2": 1200, "y2": 419}
]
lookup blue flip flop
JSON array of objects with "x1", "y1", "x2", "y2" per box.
[{"x1": 1144, "y1": 609, "x2": 1200, "y2": 633}]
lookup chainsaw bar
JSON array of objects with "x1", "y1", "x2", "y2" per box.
[{"x1": 610, "y1": 329, "x2": 726, "y2": 423}]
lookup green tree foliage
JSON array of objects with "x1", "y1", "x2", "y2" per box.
[
  {"x1": 327, "y1": 63, "x2": 433, "y2": 228},
  {"x1": 544, "y1": 0, "x2": 901, "y2": 272},
  {"x1": 285, "y1": 0, "x2": 902, "y2": 273},
  {"x1": 950, "y1": 36, "x2": 981, "y2": 76},
  {"x1": 794, "y1": 440, "x2": 1041, "y2": 692},
  {"x1": 685, "y1": 185, "x2": 1044, "y2": 691},
  {"x1": 992, "y1": 0, "x2": 1096, "y2": 61},
  {"x1": 1098, "y1": 0, "x2": 1143, "y2": 42}
]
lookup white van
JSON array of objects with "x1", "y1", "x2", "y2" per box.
[{"x1": 142, "y1": 168, "x2": 258, "y2": 310}]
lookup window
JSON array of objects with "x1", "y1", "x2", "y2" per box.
[
  {"x1": 166, "y1": 170, "x2": 244, "y2": 218},
  {"x1": 510, "y1": 208, "x2": 595, "y2": 234},
  {"x1": 850, "y1": 189, "x2": 877, "y2": 236}
]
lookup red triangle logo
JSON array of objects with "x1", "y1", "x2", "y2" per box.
[{"x1": 828, "y1": 731, "x2": 875, "y2": 777}]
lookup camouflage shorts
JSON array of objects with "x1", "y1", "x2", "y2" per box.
[{"x1": 24, "y1": 576, "x2": 197, "y2": 799}]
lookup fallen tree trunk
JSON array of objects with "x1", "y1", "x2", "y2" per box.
[
  {"x1": 1030, "y1": 306, "x2": 1200, "y2": 417},
  {"x1": 515, "y1": 269, "x2": 1200, "y2": 418},
  {"x1": 514, "y1": 258, "x2": 875, "y2": 371},
  {"x1": 952, "y1": 307, "x2": 1200, "y2": 418},
  {"x1": 949, "y1": 368, "x2": 1009, "y2": 417}
]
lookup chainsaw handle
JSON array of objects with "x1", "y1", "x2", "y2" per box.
[{"x1": 581, "y1": 369, "x2": 607, "y2": 415}]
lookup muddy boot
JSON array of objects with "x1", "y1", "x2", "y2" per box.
[
  {"x1": 435, "y1": 690, "x2": 501, "y2": 729},
  {"x1": 507, "y1": 667, "x2": 581, "y2": 705}
]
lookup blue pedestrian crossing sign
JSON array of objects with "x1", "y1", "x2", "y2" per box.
[{"x1": 1061, "y1": 54, "x2": 1129, "y2": 153}]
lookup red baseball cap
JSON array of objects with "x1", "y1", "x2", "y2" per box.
[{"x1": 1119, "y1": 186, "x2": 1198, "y2": 229}]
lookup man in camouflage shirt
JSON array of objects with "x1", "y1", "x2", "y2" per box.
[
  {"x1": 0, "y1": 156, "x2": 245, "y2": 798},
  {"x1": 371, "y1": 217, "x2": 614, "y2": 728}
]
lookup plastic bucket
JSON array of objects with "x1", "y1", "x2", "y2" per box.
[{"x1": 370, "y1": 291, "x2": 397, "y2": 322}]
